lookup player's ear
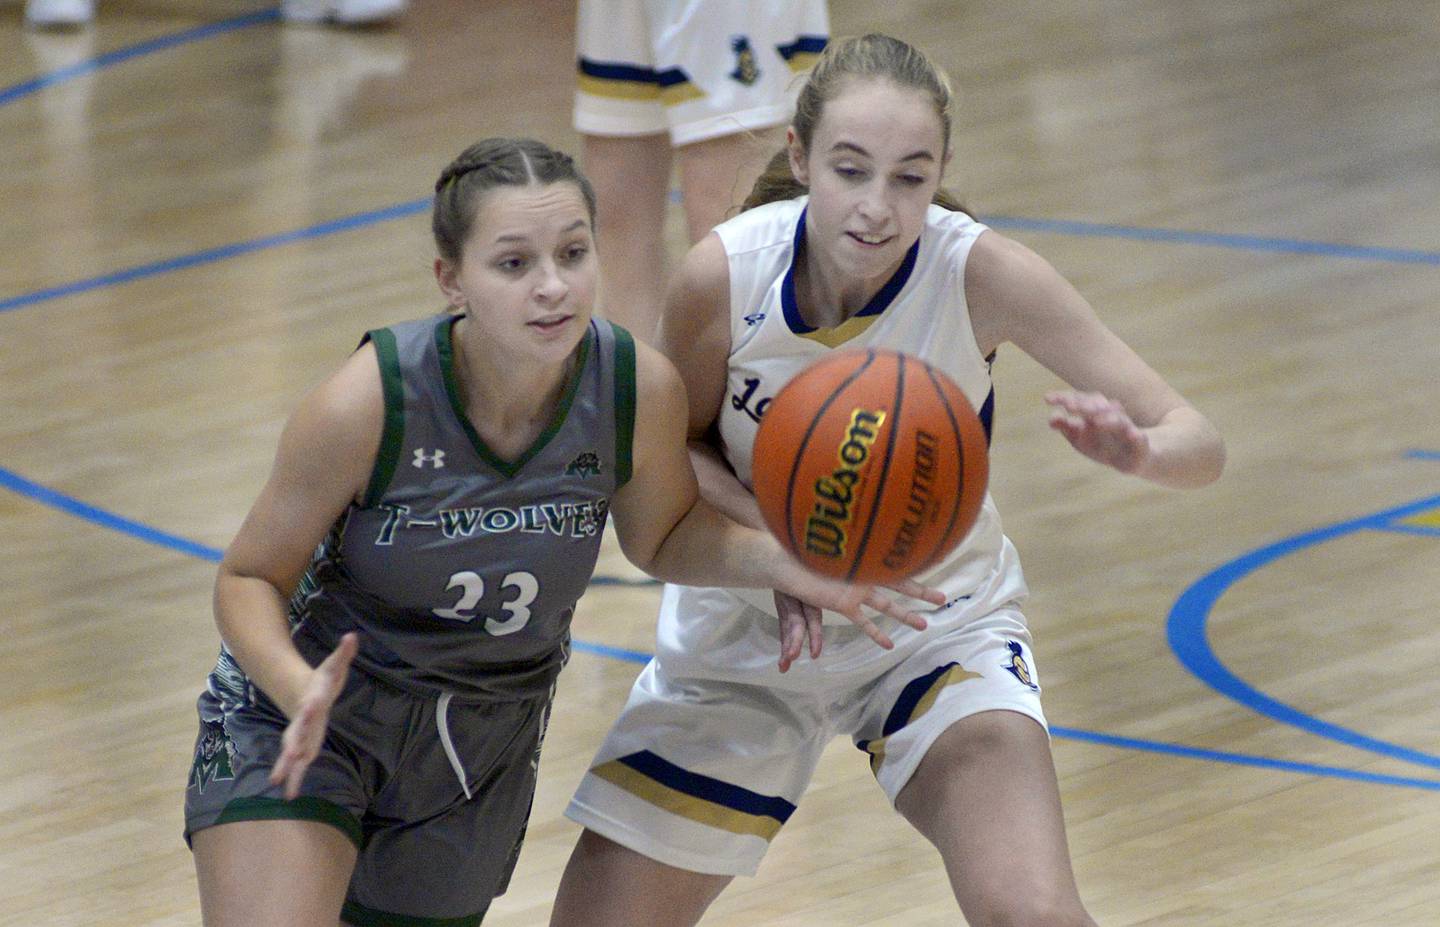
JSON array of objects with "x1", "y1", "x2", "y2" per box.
[
  {"x1": 786, "y1": 127, "x2": 809, "y2": 187},
  {"x1": 434, "y1": 258, "x2": 466, "y2": 310}
]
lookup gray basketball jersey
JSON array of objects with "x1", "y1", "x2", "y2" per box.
[{"x1": 213, "y1": 313, "x2": 636, "y2": 705}]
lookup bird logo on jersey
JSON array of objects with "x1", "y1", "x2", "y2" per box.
[
  {"x1": 729, "y1": 36, "x2": 760, "y2": 86},
  {"x1": 565, "y1": 451, "x2": 602, "y2": 477},
  {"x1": 1003, "y1": 639, "x2": 1039, "y2": 690}
]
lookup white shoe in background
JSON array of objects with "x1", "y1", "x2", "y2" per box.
[
  {"x1": 281, "y1": 0, "x2": 408, "y2": 25},
  {"x1": 24, "y1": 0, "x2": 96, "y2": 28}
]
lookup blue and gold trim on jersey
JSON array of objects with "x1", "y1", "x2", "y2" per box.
[
  {"x1": 782, "y1": 207, "x2": 920, "y2": 347},
  {"x1": 856, "y1": 662, "x2": 981, "y2": 775},
  {"x1": 777, "y1": 35, "x2": 828, "y2": 73},
  {"x1": 590, "y1": 750, "x2": 795, "y2": 839},
  {"x1": 577, "y1": 58, "x2": 703, "y2": 106}
]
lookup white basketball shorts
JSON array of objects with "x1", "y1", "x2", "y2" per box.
[
  {"x1": 565, "y1": 607, "x2": 1047, "y2": 876},
  {"x1": 573, "y1": 0, "x2": 829, "y2": 145}
]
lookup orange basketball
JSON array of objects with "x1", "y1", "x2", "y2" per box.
[{"x1": 751, "y1": 348, "x2": 989, "y2": 585}]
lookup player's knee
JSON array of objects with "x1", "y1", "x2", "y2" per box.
[{"x1": 966, "y1": 892, "x2": 1096, "y2": 927}]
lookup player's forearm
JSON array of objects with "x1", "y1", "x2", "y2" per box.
[
  {"x1": 688, "y1": 439, "x2": 766, "y2": 530},
  {"x1": 212, "y1": 570, "x2": 318, "y2": 719},
  {"x1": 1135, "y1": 406, "x2": 1226, "y2": 489},
  {"x1": 640, "y1": 496, "x2": 788, "y2": 590}
]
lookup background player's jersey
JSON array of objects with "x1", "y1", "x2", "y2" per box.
[
  {"x1": 210, "y1": 313, "x2": 635, "y2": 704},
  {"x1": 704, "y1": 198, "x2": 1027, "y2": 620}
]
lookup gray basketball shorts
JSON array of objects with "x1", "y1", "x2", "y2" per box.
[{"x1": 184, "y1": 660, "x2": 552, "y2": 926}]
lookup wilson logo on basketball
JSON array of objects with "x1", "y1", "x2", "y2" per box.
[
  {"x1": 805, "y1": 408, "x2": 886, "y2": 559},
  {"x1": 752, "y1": 348, "x2": 987, "y2": 584}
]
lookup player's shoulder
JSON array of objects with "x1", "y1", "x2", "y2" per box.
[{"x1": 714, "y1": 197, "x2": 805, "y2": 258}]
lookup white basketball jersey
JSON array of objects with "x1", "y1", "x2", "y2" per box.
[{"x1": 664, "y1": 198, "x2": 1028, "y2": 644}]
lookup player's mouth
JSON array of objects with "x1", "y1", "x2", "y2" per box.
[
  {"x1": 528, "y1": 313, "x2": 573, "y2": 334},
  {"x1": 847, "y1": 231, "x2": 893, "y2": 248}
]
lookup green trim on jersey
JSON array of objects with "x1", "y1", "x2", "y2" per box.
[
  {"x1": 341, "y1": 899, "x2": 487, "y2": 927},
  {"x1": 435, "y1": 315, "x2": 592, "y2": 479},
  {"x1": 213, "y1": 796, "x2": 363, "y2": 849},
  {"x1": 611, "y1": 323, "x2": 637, "y2": 488},
  {"x1": 363, "y1": 327, "x2": 406, "y2": 506}
]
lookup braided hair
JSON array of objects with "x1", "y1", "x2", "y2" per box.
[{"x1": 432, "y1": 138, "x2": 598, "y2": 264}]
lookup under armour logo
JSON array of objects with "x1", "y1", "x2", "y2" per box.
[
  {"x1": 743, "y1": 312, "x2": 766, "y2": 326},
  {"x1": 412, "y1": 448, "x2": 447, "y2": 469}
]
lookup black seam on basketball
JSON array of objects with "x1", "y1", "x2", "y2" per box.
[
  {"x1": 845, "y1": 351, "x2": 903, "y2": 582},
  {"x1": 781, "y1": 350, "x2": 878, "y2": 557},
  {"x1": 923, "y1": 363, "x2": 970, "y2": 569}
]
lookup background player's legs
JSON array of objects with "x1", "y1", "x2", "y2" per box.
[
  {"x1": 582, "y1": 132, "x2": 673, "y2": 343},
  {"x1": 673, "y1": 129, "x2": 781, "y2": 245},
  {"x1": 895, "y1": 710, "x2": 1098, "y2": 927},
  {"x1": 192, "y1": 820, "x2": 357, "y2": 927},
  {"x1": 549, "y1": 829, "x2": 732, "y2": 927}
]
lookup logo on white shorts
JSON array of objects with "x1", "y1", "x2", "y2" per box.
[{"x1": 1003, "y1": 640, "x2": 1038, "y2": 690}]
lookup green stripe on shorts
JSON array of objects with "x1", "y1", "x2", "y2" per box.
[{"x1": 213, "y1": 795, "x2": 364, "y2": 849}]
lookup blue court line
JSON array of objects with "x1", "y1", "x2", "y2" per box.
[
  {"x1": 0, "y1": 465, "x2": 224, "y2": 562},
  {"x1": 0, "y1": 9, "x2": 280, "y2": 108},
  {"x1": 1373, "y1": 522, "x2": 1440, "y2": 539},
  {"x1": 2, "y1": 6, "x2": 1437, "y2": 318},
  {"x1": 1404, "y1": 449, "x2": 1440, "y2": 461},
  {"x1": 1168, "y1": 493, "x2": 1440, "y2": 772},
  {"x1": 2, "y1": 462, "x2": 1435, "y2": 790},
  {"x1": 1050, "y1": 726, "x2": 1440, "y2": 792},
  {"x1": 11, "y1": 196, "x2": 1439, "y2": 316},
  {"x1": 982, "y1": 215, "x2": 1440, "y2": 266},
  {"x1": 0, "y1": 199, "x2": 431, "y2": 315},
  {"x1": 570, "y1": 639, "x2": 654, "y2": 663}
]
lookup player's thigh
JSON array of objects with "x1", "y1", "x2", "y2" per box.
[
  {"x1": 551, "y1": 829, "x2": 731, "y2": 927},
  {"x1": 582, "y1": 132, "x2": 673, "y2": 223},
  {"x1": 675, "y1": 128, "x2": 780, "y2": 241},
  {"x1": 192, "y1": 818, "x2": 357, "y2": 927},
  {"x1": 896, "y1": 711, "x2": 1087, "y2": 918}
]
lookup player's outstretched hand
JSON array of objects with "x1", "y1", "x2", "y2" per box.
[
  {"x1": 772, "y1": 568, "x2": 944, "y2": 668},
  {"x1": 269, "y1": 632, "x2": 359, "y2": 800},
  {"x1": 1045, "y1": 390, "x2": 1149, "y2": 474}
]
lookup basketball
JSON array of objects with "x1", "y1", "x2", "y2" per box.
[{"x1": 751, "y1": 348, "x2": 989, "y2": 585}]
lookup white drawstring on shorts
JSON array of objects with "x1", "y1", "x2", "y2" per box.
[{"x1": 436, "y1": 692, "x2": 472, "y2": 800}]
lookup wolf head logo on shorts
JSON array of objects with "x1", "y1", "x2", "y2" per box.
[
  {"x1": 1003, "y1": 639, "x2": 1039, "y2": 690},
  {"x1": 189, "y1": 718, "x2": 237, "y2": 794},
  {"x1": 729, "y1": 36, "x2": 760, "y2": 86}
]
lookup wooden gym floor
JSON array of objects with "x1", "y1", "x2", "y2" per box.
[{"x1": 1, "y1": 1, "x2": 1437, "y2": 924}]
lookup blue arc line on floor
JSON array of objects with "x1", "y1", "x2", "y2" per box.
[
  {"x1": 3, "y1": 462, "x2": 1436, "y2": 791},
  {"x1": 1168, "y1": 492, "x2": 1440, "y2": 772}
]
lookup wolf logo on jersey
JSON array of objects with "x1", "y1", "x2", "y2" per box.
[
  {"x1": 188, "y1": 719, "x2": 236, "y2": 794},
  {"x1": 565, "y1": 451, "x2": 602, "y2": 477}
]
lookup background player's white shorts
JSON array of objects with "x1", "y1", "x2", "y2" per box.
[
  {"x1": 565, "y1": 607, "x2": 1047, "y2": 876},
  {"x1": 573, "y1": 0, "x2": 829, "y2": 145}
]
